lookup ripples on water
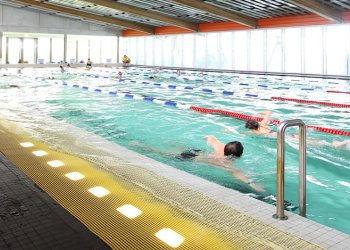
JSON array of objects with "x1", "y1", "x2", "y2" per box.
[{"x1": 0, "y1": 67, "x2": 349, "y2": 233}]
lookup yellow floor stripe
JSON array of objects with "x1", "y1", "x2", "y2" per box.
[{"x1": 0, "y1": 120, "x2": 322, "y2": 249}]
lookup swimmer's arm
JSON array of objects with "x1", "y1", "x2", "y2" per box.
[
  {"x1": 258, "y1": 111, "x2": 272, "y2": 127},
  {"x1": 204, "y1": 135, "x2": 222, "y2": 153},
  {"x1": 227, "y1": 168, "x2": 265, "y2": 192},
  {"x1": 332, "y1": 140, "x2": 350, "y2": 148}
]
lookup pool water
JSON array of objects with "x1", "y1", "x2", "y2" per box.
[{"x1": 0, "y1": 67, "x2": 349, "y2": 234}]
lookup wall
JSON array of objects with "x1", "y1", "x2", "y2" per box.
[{"x1": 0, "y1": 5, "x2": 120, "y2": 36}]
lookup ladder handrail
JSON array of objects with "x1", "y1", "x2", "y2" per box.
[{"x1": 273, "y1": 119, "x2": 306, "y2": 220}]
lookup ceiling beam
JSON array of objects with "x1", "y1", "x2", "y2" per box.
[
  {"x1": 170, "y1": 0, "x2": 257, "y2": 28},
  {"x1": 84, "y1": 0, "x2": 198, "y2": 31},
  {"x1": 15, "y1": 0, "x2": 155, "y2": 34},
  {"x1": 287, "y1": 0, "x2": 342, "y2": 23}
]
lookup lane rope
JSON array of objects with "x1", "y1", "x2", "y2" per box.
[
  {"x1": 326, "y1": 90, "x2": 350, "y2": 94},
  {"x1": 271, "y1": 97, "x2": 350, "y2": 108},
  {"x1": 57, "y1": 81, "x2": 350, "y2": 137}
]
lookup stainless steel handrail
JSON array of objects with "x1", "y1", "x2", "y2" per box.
[{"x1": 273, "y1": 119, "x2": 306, "y2": 220}]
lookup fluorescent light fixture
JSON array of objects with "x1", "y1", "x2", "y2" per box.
[
  {"x1": 155, "y1": 228, "x2": 184, "y2": 248},
  {"x1": 117, "y1": 204, "x2": 142, "y2": 219},
  {"x1": 20, "y1": 142, "x2": 34, "y2": 147},
  {"x1": 32, "y1": 150, "x2": 48, "y2": 157},
  {"x1": 65, "y1": 172, "x2": 84, "y2": 181},
  {"x1": 88, "y1": 186, "x2": 110, "y2": 198},
  {"x1": 47, "y1": 160, "x2": 64, "y2": 168}
]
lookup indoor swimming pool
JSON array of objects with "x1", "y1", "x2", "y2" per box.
[{"x1": 0, "y1": 67, "x2": 349, "y2": 234}]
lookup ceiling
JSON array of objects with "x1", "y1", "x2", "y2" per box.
[{"x1": 2, "y1": 0, "x2": 350, "y2": 34}]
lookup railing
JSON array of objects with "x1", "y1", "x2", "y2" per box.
[{"x1": 273, "y1": 119, "x2": 306, "y2": 220}]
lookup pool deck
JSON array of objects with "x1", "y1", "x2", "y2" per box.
[
  {"x1": 0, "y1": 153, "x2": 110, "y2": 250},
  {"x1": 0, "y1": 116, "x2": 349, "y2": 249}
]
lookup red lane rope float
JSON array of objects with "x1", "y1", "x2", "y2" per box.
[
  {"x1": 306, "y1": 126, "x2": 350, "y2": 136},
  {"x1": 271, "y1": 96, "x2": 350, "y2": 108},
  {"x1": 190, "y1": 106, "x2": 350, "y2": 137},
  {"x1": 326, "y1": 90, "x2": 350, "y2": 94}
]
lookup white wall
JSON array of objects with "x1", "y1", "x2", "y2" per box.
[{"x1": 0, "y1": 5, "x2": 120, "y2": 36}]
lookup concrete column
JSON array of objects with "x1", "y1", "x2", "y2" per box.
[
  {"x1": 76, "y1": 40, "x2": 78, "y2": 63},
  {"x1": 64, "y1": 34, "x2": 67, "y2": 63},
  {"x1": 88, "y1": 39, "x2": 91, "y2": 59},
  {"x1": 34, "y1": 38, "x2": 38, "y2": 64},
  {"x1": 0, "y1": 32, "x2": 3, "y2": 63},
  {"x1": 49, "y1": 38, "x2": 52, "y2": 63},
  {"x1": 20, "y1": 38, "x2": 24, "y2": 63},
  {"x1": 116, "y1": 36, "x2": 119, "y2": 63}
]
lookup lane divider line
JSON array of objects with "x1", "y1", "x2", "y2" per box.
[
  {"x1": 271, "y1": 96, "x2": 350, "y2": 108},
  {"x1": 56, "y1": 81, "x2": 350, "y2": 137}
]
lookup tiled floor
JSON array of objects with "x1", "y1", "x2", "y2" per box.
[{"x1": 0, "y1": 153, "x2": 110, "y2": 250}]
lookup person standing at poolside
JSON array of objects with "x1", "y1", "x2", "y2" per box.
[
  {"x1": 122, "y1": 55, "x2": 130, "y2": 65},
  {"x1": 86, "y1": 58, "x2": 92, "y2": 69}
]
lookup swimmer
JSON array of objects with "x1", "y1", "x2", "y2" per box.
[
  {"x1": 59, "y1": 65, "x2": 65, "y2": 73},
  {"x1": 245, "y1": 111, "x2": 275, "y2": 136},
  {"x1": 176, "y1": 70, "x2": 181, "y2": 77},
  {"x1": 117, "y1": 71, "x2": 123, "y2": 79},
  {"x1": 181, "y1": 135, "x2": 265, "y2": 192}
]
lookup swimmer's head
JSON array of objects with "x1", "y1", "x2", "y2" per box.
[
  {"x1": 245, "y1": 120, "x2": 259, "y2": 130},
  {"x1": 224, "y1": 141, "x2": 244, "y2": 158}
]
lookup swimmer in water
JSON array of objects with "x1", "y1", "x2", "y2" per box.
[
  {"x1": 180, "y1": 135, "x2": 265, "y2": 192},
  {"x1": 245, "y1": 111, "x2": 276, "y2": 136}
]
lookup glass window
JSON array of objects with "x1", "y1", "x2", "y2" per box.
[
  {"x1": 173, "y1": 35, "x2": 183, "y2": 67},
  {"x1": 233, "y1": 31, "x2": 248, "y2": 70},
  {"x1": 266, "y1": 29, "x2": 282, "y2": 72},
  {"x1": 119, "y1": 37, "x2": 129, "y2": 63},
  {"x1": 145, "y1": 36, "x2": 154, "y2": 65},
  {"x1": 183, "y1": 34, "x2": 194, "y2": 68},
  {"x1": 101, "y1": 37, "x2": 117, "y2": 63},
  {"x1": 207, "y1": 33, "x2": 219, "y2": 69},
  {"x1": 218, "y1": 32, "x2": 233, "y2": 69},
  {"x1": 285, "y1": 28, "x2": 302, "y2": 73},
  {"x1": 78, "y1": 37, "x2": 89, "y2": 64},
  {"x1": 7, "y1": 38, "x2": 21, "y2": 64},
  {"x1": 52, "y1": 37, "x2": 64, "y2": 63},
  {"x1": 194, "y1": 33, "x2": 206, "y2": 68},
  {"x1": 249, "y1": 30, "x2": 264, "y2": 71},
  {"x1": 66, "y1": 37, "x2": 77, "y2": 63},
  {"x1": 23, "y1": 38, "x2": 35, "y2": 64},
  {"x1": 89, "y1": 37, "x2": 101, "y2": 63},
  {"x1": 326, "y1": 25, "x2": 348, "y2": 75},
  {"x1": 163, "y1": 36, "x2": 172, "y2": 66},
  {"x1": 154, "y1": 36, "x2": 163, "y2": 66},
  {"x1": 38, "y1": 37, "x2": 50, "y2": 64},
  {"x1": 304, "y1": 27, "x2": 323, "y2": 74}
]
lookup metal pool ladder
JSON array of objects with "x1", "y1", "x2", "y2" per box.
[{"x1": 273, "y1": 119, "x2": 306, "y2": 220}]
